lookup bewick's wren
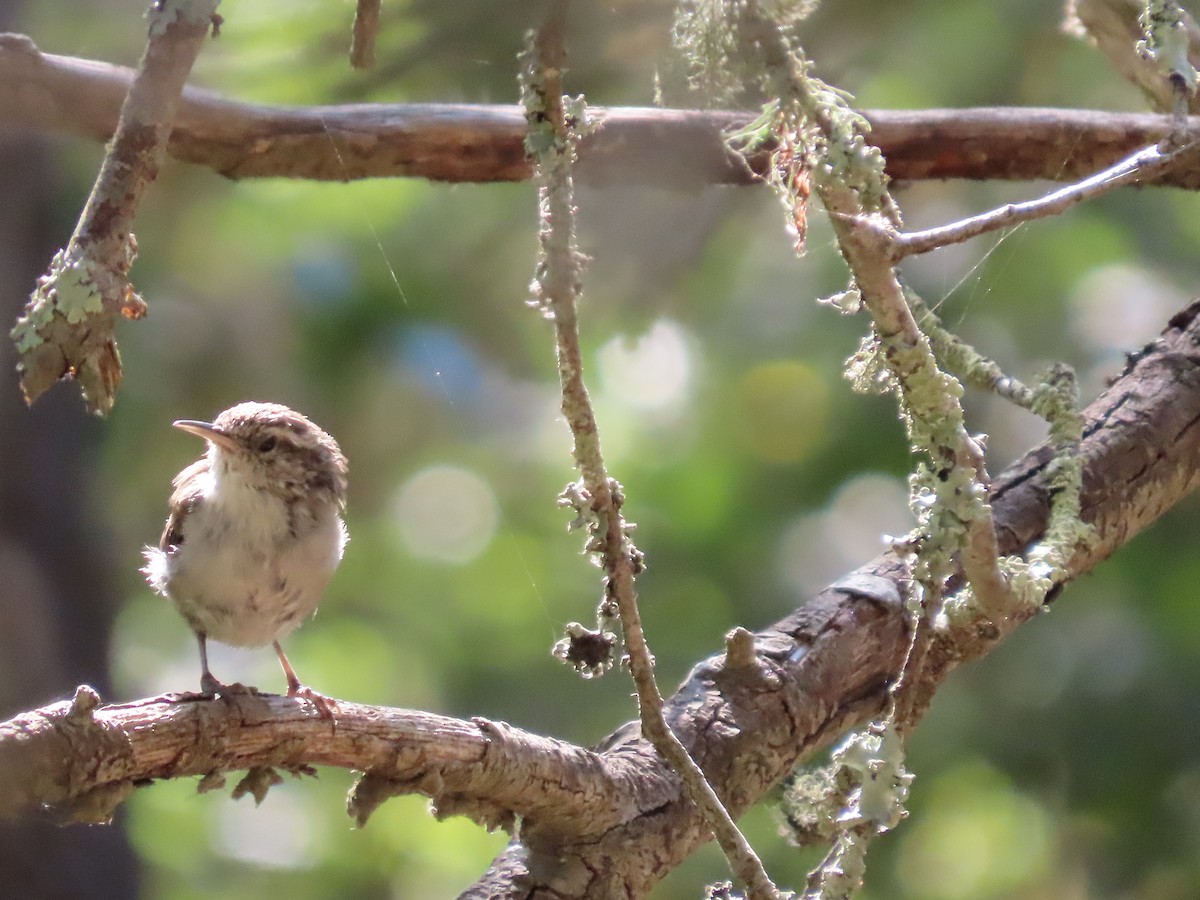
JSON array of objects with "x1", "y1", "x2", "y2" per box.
[{"x1": 142, "y1": 401, "x2": 348, "y2": 714}]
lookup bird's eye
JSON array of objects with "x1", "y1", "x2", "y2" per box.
[{"x1": 256, "y1": 436, "x2": 277, "y2": 453}]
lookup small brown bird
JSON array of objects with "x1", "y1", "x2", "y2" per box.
[{"x1": 142, "y1": 401, "x2": 348, "y2": 714}]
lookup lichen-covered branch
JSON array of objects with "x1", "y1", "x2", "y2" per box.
[
  {"x1": 521, "y1": 6, "x2": 781, "y2": 896},
  {"x1": 674, "y1": 2, "x2": 1100, "y2": 891},
  {"x1": 470, "y1": 295, "x2": 1200, "y2": 895},
  {"x1": 1068, "y1": 0, "x2": 1200, "y2": 113},
  {"x1": 8, "y1": 2, "x2": 220, "y2": 414}
]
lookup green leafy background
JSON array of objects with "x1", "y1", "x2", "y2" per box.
[{"x1": 7, "y1": 0, "x2": 1200, "y2": 897}]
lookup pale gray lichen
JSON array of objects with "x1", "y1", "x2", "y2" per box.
[
  {"x1": 10, "y1": 250, "x2": 106, "y2": 353},
  {"x1": 816, "y1": 288, "x2": 863, "y2": 315},
  {"x1": 1137, "y1": 0, "x2": 1199, "y2": 94},
  {"x1": 832, "y1": 722, "x2": 911, "y2": 831},
  {"x1": 800, "y1": 722, "x2": 912, "y2": 898}
]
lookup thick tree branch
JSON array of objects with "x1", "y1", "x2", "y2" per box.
[
  {"x1": 5, "y1": 297, "x2": 1200, "y2": 895},
  {"x1": 4, "y1": 34, "x2": 1200, "y2": 188},
  {"x1": 0, "y1": 687, "x2": 653, "y2": 836},
  {"x1": 469, "y1": 298, "x2": 1200, "y2": 896}
]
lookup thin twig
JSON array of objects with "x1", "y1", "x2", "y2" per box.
[
  {"x1": 892, "y1": 139, "x2": 1197, "y2": 258},
  {"x1": 910, "y1": 294, "x2": 1035, "y2": 407},
  {"x1": 521, "y1": 5, "x2": 781, "y2": 898},
  {"x1": 349, "y1": 0, "x2": 381, "y2": 69}
]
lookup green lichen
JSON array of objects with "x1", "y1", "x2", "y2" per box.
[
  {"x1": 941, "y1": 361, "x2": 1095, "y2": 627},
  {"x1": 844, "y1": 331, "x2": 893, "y2": 396},
  {"x1": 676, "y1": 1, "x2": 889, "y2": 216},
  {"x1": 905, "y1": 302, "x2": 1096, "y2": 624},
  {"x1": 10, "y1": 314, "x2": 42, "y2": 354},
  {"x1": 55, "y1": 257, "x2": 105, "y2": 323},
  {"x1": 877, "y1": 331, "x2": 967, "y2": 459},
  {"x1": 911, "y1": 293, "x2": 1035, "y2": 407},
  {"x1": 1031, "y1": 363, "x2": 1083, "y2": 446}
]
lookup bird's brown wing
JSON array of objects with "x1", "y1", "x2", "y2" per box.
[{"x1": 159, "y1": 457, "x2": 209, "y2": 552}]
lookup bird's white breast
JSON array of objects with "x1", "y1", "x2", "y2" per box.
[{"x1": 147, "y1": 463, "x2": 346, "y2": 647}]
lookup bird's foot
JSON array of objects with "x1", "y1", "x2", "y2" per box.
[
  {"x1": 287, "y1": 683, "x2": 338, "y2": 720},
  {"x1": 199, "y1": 673, "x2": 259, "y2": 698}
]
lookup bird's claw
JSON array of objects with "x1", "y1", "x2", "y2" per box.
[{"x1": 288, "y1": 684, "x2": 337, "y2": 720}]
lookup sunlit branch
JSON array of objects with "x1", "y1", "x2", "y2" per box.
[
  {"x1": 892, "y1": 139, "x2": 1199, "y2": 259},
  {"x1": 3, "y1": 299, "x2": 1200, "y2": 896}
]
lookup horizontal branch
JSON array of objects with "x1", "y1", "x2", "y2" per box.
[
  {"x1": 0, "y1": 687, "x2": 645, "y2": 837},
  {"x1": 5, "y1": 295, "x2": 1200, "y2": 894},
  {"x1": 3, "y1": 33, "x2": 1200, "y2": 188}
]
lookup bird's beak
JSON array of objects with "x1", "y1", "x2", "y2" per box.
[{"x1": 173, "y1": 419, "x2": 240, "y2": 453}]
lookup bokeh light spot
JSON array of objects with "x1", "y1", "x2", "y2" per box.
[
  {"x1": 598, "y1": 318, "x2": 693, "y2": 412},
  {"x1": 214, "y1": 784, "x2": 322, "y2": 870},
  {"x1": 778, "y1": 472, "x2": 911, "y2": 596},
  {"x1": 393, "y1": 465, "x2": 498, "y2": 564}
]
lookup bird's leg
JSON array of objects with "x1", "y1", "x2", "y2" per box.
[
  {"x1": 273, "y1": 640, "x2": 336, "y2": 719},
  {"x1": 196, "y1": 632, "x2": 254, "y2": 696},
  {"x1": 197, "y1": 632, "x2": 224, "y2": 695}
]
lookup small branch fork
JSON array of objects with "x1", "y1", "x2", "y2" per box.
[
  {"x1": 521, "y1": 4, "x2": 782, "y2": 897},
  {"x1": 890, "y1": 137, "x2": 1199, "y2": 259},
  {"x1": 9, "y1": 0, "x2": 221, "y2": 414}
]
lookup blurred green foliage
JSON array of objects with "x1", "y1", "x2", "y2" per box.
[{"x1": 9, "y1": 0, "x2": 1200, "y2": 897}]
